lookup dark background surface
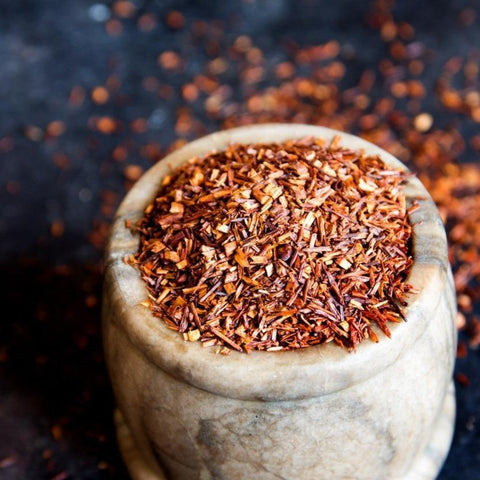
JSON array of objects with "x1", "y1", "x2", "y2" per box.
[{"x1": 1, "y1": 0, "x2": 479, "y2": 478}]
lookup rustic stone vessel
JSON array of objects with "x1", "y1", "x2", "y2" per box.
[{"x1": 103, "y1": 124, "x2": 457, "y2": 480}]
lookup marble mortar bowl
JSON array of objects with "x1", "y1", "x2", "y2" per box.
[{"x1": 103, "y1": 124, "x2": 457, "y2": 480}]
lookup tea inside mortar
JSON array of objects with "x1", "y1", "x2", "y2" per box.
[{"x1": 126, "y1": 136, "x2": 418, "y2": 352}]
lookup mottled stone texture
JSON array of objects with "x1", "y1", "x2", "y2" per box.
[{"x1": 103, "y1": 125, "x2": 457, "y2": 480}]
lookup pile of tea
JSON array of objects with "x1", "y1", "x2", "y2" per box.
[{"x1": 128, "y1": 137, "x2": 415, "y2": 352}]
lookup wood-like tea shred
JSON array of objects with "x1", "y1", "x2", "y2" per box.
[{"x1": 128, "y1": 137, "x2": 415, "y2": 352}]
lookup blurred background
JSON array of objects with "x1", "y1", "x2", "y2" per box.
[{"x1": 1, "y1": 0, "x2": 479, "y2": 478}]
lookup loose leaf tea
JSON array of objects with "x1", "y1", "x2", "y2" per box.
[{"x1": 127, "y1": 137, "x2": 416, "y2": 352}]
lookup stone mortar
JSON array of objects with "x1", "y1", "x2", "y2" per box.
[{"x1": 103, "y1": 124, "x2": 457, "y2": 480}]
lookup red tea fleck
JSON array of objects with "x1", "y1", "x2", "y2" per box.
[
  {"x1": 0, "y1": 456, "x2": 17, "y2": 469},
  {"x1": 138, "y1": 13, "x2": 157, "y2": 32},
  {"x1": 112, "y1": 1, "x2": 136, "y2": 18},
  {"x1": 165, "y1": 10, "x2": 185, "y2": 30},
  {"x1": 124, "y1": 164, "x2": 143, "y2": 181},
  {"x1": 91, "y1": 86, "x2": 109, "y2": 105},
  {"x1": 105, "y1": 19, "x2": 123, "y2": 37},
  {"x1": 96, "y1": 117, "x2": 117, "y2": 134},
  {"x1": 68, "y1": 86, "x2": 85, "y2": 107},
  {"x1": 50, "y1": 220, "x2": 65, "y2": 238},
  {"x1": 46, "y1": 120, "x2": 66, "y2": 137},
  {"x1": 456, "y1": 372, "x2": 470, "y2": 387}
]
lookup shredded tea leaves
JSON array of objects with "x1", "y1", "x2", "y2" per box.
[{"x1": 127, "y1": 137, "x2": 416, "y2": 352}]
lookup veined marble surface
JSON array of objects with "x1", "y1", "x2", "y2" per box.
[
  {"x1": 103, "y1": 124, "x2": 457, "y2": 479},
  {"x1": 114, "y1": 383, "x2": 456, "y2": 480}
]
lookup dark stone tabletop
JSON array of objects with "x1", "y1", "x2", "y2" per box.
[{"x1": 0, "y1": 0, "x2": 479, "y2": 478}]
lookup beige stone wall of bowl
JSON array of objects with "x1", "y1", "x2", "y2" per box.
[{"x1": 103, "y1": 124, "x2": 457, "y2": 480}]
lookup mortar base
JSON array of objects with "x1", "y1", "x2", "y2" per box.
[{"x1": 115, "y1": 381, "x2": 455, "y2": 480}]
